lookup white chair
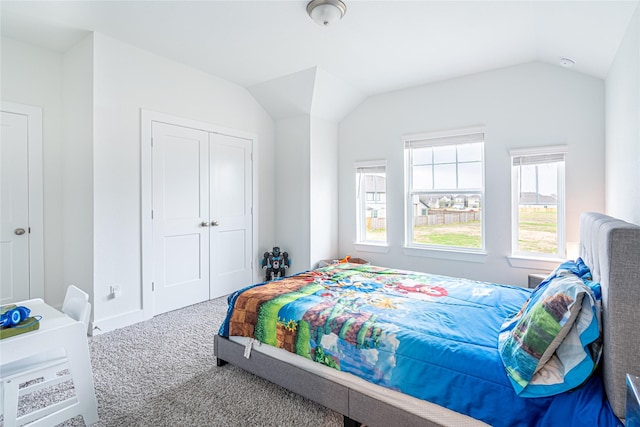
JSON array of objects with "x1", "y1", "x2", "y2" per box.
[
  {"x1": 0, "y1": 285, "x2": 97, "y2": 426},
  {"x1": 61, "y1": 285, "x2": 92, "y2": 331}
]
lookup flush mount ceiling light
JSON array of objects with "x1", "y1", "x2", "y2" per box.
[
  {"x1": 560, "y1": 57, "x2": 576, "y2": 68},
  {"x1": 306, "y1": 0, "x2": 347, "y2": 26}
]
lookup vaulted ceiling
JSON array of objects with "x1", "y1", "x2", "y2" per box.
[{"x1": 2, "y1": 1, "x2": 637, "y2": 100}]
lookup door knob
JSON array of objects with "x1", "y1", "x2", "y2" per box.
[
  {"x1": 211, "y1": 221, "x2": 220, "y2": 227},
  {"x1": 200, "y1": 221, "x2": 210, "y2": 227},
  {"x1": 14, "y1": 228, "x2": 26, "y2": 235}
]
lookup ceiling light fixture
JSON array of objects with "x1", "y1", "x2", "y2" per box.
[
  {"x1": 560, "y1": 57, "x2": 576, "y2": 68},
  {"x1": 306, "y1": 0, "x2": 347, "y2": 26}
]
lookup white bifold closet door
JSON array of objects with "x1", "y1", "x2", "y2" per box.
[
  {"x1": 208, "y1": 133, "x2": 253, "y2": 299},
  {"x1": 151, "y1": 122, "x2": 252, "y2": 315}
]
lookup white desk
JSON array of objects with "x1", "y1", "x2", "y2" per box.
[
  {"x1": 628, "y1": 374, "x2": 640, "y2": 426},
  {"x1": 0, "y1": 298, "x2": 98, "y2": 425}
]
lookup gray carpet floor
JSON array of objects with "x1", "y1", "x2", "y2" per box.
[{"x1": 9, "y1": 296, "x2": 342, "y2": 427}]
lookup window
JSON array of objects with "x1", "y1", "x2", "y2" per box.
[
  {"x1": 404, "y1": 129, "x2": 484, "y2": 250},
  {"x1": 355, "y1": 161, "x2": 387, "y2": 244},
  {"x1": 511, "y1": 146, "x2": 566, "y2": 258}
]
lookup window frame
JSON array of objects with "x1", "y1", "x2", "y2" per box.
[
  {"x1": 510, "y1": 145, "x2": 567, "y2": 261},
  {"x1": 355, "y1": 160, "x2": 388, "y2": 248},
  {"x1": 403, "y1": 127, "x2": 486, "y2": 254}
]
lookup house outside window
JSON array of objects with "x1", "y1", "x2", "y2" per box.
[
  {"x1": 511, "y1": 146, "x2": 566, "y2": 258},
  {"x1": 404, "y1": 129, "x2": 484, "y2": 251},
  {"x1": 355, "y1": 161, "x2": 387, "y2": 244}
]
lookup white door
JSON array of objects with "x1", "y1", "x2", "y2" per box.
[
  {"x1": 152, "y1": 122, "x2": 210, "y2": 314},
  {"x1": 209, "y1": 133, "x2": 253, "y2": 298},
  {"x1": 0, "y1": 111, "x2": 31, "y2": 304},
  {"x1": 150, "y1": 121, "x2": 254, "y2": 315}
]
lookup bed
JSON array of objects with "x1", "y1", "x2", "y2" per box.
[{"x1": 214, "y1": 212, "x2": 640, "y2": 426}]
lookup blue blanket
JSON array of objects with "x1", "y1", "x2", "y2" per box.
[{"x1": 220, "y1": 263, "x2": 621, "y2": 426}]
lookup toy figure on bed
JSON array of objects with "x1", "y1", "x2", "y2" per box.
[{"x1": 261, "y1": 247, "x2": 290, "y2": 281}]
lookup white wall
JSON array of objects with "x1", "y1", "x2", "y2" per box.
[
  {"x1": 275, "y1": 116, "x2": 311, "y2": 272},
  {"x1": 339, "y1": 62, "x2": 605, "y2": 287},
  {"x1": 0, "y1": 32, "x2": 276, "y2": 330},
  {"x1": 89, "y1": 33, "x2": 275, "y2": 328},
  {"x1": 310, "y1": 117, "x2": 338, "y2": 267},
  {"x1": 62, "y1": 34, "x2": 95, "y2": 305},
  {"x1": 1, "y1": 37, "x2": 66, "y2": 306},
  {"x1": 606, "y1": 4, "x2": 640, "y2": 225},
  {"x1": 273, "y1": 114, "x2": 339, "y2": 273}
]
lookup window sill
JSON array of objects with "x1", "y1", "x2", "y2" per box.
[
  {"x1": 354, "y1": 243, "x2": 390, "y2": 254},
  {"x1": 507, "y1": 255, "x2": 564, "y2": 270},
  {"x1": 403, "y1": 246, "x2": 487, "y2": 263}
]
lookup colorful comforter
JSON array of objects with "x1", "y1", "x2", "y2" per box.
[{"x1": 219, "y1": 263, "x2": 620, "y2": 426}]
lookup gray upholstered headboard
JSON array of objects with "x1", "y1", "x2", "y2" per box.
[{"x1": 579, "y1": 212, "x2": 640, "y2": 419}]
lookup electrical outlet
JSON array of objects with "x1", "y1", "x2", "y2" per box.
[{"x1": 109, "y1": 284, "x2": 122, "y2": 299}]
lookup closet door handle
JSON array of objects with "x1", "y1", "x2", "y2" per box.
[
  {"x1": 211, "y1": 221, "x2": 220, "y2": 227},
  {"x1": 200, "y1": 221, "x2": 210, "y2": 227}
]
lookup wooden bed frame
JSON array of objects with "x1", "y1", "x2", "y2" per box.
[{"x1": 214, "y1": 212, "x2": 640, "y2": 426}]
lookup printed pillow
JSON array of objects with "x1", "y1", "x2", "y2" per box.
[{"x1": 498, "y1": 260, "x2": 601, "y2": 397}]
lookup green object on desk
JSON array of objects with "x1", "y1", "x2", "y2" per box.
[{"x1": 0, "y1": 304, "x2": 41, "y2": 339}]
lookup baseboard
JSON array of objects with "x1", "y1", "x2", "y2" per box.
[{"x1": 90, "y1": 309, "x2": 147, "y2": 336}]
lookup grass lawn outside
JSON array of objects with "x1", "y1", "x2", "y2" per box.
[
  {"x1": 364, "y1": 229, "x2": 386, "y2": 242},
  {"x1": 518, "y1": 207, "x2": 557, "y2": 254},
  {"x1": 413, "y1": 221, "x2": 482, "y2": 248},
  {"x1": 365, "y1": 207, "x2": 557, "y2": 253}
]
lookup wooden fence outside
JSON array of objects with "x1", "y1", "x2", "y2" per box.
[
  {"x1": 415, "y1": 210, "x2": 482, "y2": 226},
  {"x1": 367, "y1": 210, "x2": 482, "y2": 230}
]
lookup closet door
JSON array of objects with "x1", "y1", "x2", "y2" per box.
[
  {"x1": 151, "y1": 122, "x2": 210, "y2": 314},
  {"x1": 209, "y1": 133, "x2": 253, "y2": 298}
]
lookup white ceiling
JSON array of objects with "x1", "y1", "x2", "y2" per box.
[{"x1": 1, "y1": 1, "x2": 638, "y2": 97}]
